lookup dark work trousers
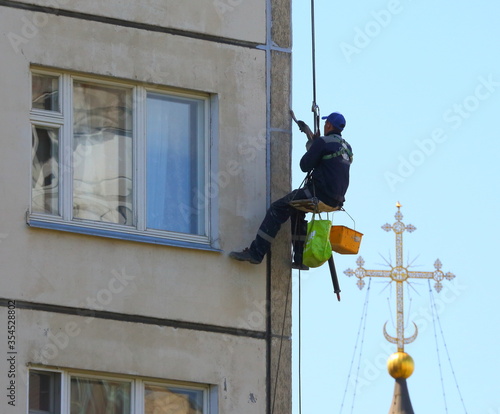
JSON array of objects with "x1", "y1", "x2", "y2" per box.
[{"x1": 249, "y1": 188, "x2": 310, "y2": 263}]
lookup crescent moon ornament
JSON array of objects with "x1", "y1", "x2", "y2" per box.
[
  {"x1": 383, "y1": 322, "x2": 398, "y2": 344},
  {"x1": 383, "y1": 321, "x2": 419, "y2": 346},
  {"x1": 404, "y1": 322, "x2": 419, "y2": 345}
]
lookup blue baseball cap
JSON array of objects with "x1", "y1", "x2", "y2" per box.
[{"x1": 322, "y1": 112, "x2": 346, "y2": 131}]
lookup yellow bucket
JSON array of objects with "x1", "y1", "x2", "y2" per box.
[{"x1": 330, "y1": 226, "x2": 363, "y2": 254}]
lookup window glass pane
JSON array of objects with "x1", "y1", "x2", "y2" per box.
[
  {"x1": 145, "y1": 384, "x2": 204, "y2": 414},
  {"x1": 32, "y1": 74, "x2": 59, "y2": 111},
  {"x1": 70, "y1": 376, "x2": 131, "y2": 414},
  {"x1": 146, "y1": 93, "x2": 206, "y2": 235},
  {"x1": 29, "y1": 370, "x2": 61, "y2": 414},
  {"x1": 73, "y1": 81, "x2": 133, "y2": 225},
  {"x1": 32, "y1": 125, "x2": 59, "y2": 215}
]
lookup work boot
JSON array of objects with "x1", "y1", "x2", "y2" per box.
[
  {"x1": 291, "y1": 262, "x2": 309, "y2": 271},
  {"x1": 292, "y1": 251, "x2": 309, "y2": 271},
  {"x1": 229, "y1": 248, "x2": 261, "y2": 264}
]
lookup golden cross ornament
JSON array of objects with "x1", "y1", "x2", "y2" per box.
[{"x1": 344, "y1": 203, "x2": 456, "y2": 351}]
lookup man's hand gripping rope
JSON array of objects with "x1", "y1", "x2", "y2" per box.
[{"x1": 290, "y1": 110, "x2": 319, "y2": 141}]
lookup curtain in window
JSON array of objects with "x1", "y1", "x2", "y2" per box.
[
  {"x1": 146, "y1": 94, "x2": 206, "y2": 235},
  {"x1": 32, "y1": 125, "x2": 59, "y2": 215},
  {"x1": 32, "y1": 73, "x2": 59, "y2": 111},
  {"x1": 145, "y1": 384, "x2": 203, "y2": 414},
  {"x1": 72, "y1": 82, "x2": 133, "y2": 225},
  {"x1": 70, "y1": 377, "x2": 131, "y2": 414}
]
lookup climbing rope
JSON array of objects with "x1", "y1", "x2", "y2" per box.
[
  {"x1": 271, "y1": 201, "x2": 306, "y2": 414},
  {"x1": 338, "y1": 277, "x2": 372, "y2": 413},
  {"x1": 289, "y1": 0, "x2": 329, "y2": 403},
  {"x1": 310, "y1": 0, "x2": 320, "y2": 135},
  {"x1": 298, "y1": 267, "x2": 303, "y2": 414},
  {"x1": 428, "y1": 280, "x2": 468, "y2": 413},
  {"x1": 271, "y1": 264, "x2": 292, "y2": 414},
  {"x1": 273, "y1": 1, "x2": 334, "y2": 412}
]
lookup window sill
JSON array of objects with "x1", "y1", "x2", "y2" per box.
[{"x1": 27, "y1": 216, "x2": 222, "y2": 253}]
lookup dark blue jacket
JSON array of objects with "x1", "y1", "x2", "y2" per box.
[{"x1": 299, "y1": 131, "x2": 353, "y2": 207}]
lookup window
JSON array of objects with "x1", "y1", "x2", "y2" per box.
[
  {"x1": 29, "y1": 369, "x2": 211, "y2": 414},
  {"x1": 29, "y1": 68, "x2": 217, "y2": 250},
  {"x1": 70, "y1": 376, "x2": 131, "y2": 414},
  {"x1": 145, "y1": 383, "x2": 205, "y2": 414},
  {"x1": 29, "y1": 371, "x2": 61, "y2": 414}
]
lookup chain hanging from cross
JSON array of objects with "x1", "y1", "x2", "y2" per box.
[{"x1": 344, "y1": 203, "x2": 456, "y2": 351}]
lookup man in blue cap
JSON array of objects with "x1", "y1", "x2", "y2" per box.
[{"x1": 230, "y1": 112, "x2": 353, "y2": 269}]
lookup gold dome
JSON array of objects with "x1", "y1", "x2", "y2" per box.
[{"x1": 387, "y1": 352, "x2": 414, "y2": 379}]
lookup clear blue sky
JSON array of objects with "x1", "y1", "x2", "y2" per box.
[{"x1": 290, "y1": 1, "x2": 500, "y2": 413}]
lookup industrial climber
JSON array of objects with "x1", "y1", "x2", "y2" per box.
[{"x1": 229, "y1": 112, "x2": 353, "y2": 270}]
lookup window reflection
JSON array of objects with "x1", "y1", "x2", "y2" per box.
[
  {"x1": 70, "y1": 377, "x2": 131, "y2": 414},
  {"x1": 146, "y1": 93, "x2": 206, "y2": 235},
  {"x1": 32, "y1": 125, "x2": 59, "y2": 215},
  {"x1": 145, "y1": 384, "x2": 203, "y2": 414},
  {"x1": 29, "y1": 70, "x2": 211, "y2": 243},
  {"x1": 72, "y1": 82, "x2": 133, "y2": 225},
  {"x1": 32, "y1": 74, "x2": 59, "y2": 111}
]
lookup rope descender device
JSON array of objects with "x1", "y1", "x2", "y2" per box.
[{"x1": 312, "y1": 102, "x2": 320, "y2": 136}]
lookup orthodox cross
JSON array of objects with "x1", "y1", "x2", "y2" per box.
[{"x1": 344, "y1": 203, "x2": 456, "y2": 351}]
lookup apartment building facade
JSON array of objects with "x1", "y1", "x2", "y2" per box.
[{"x1": 0, "y1": 0, "x2": 293, "y2": 413}]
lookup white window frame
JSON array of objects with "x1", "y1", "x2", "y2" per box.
[
  {"x1": 28, "y1": 68, "x2": 219, "y2": 251},
  {"x1": 28, "y1": 367, "x2": 215, "y2": 414}
]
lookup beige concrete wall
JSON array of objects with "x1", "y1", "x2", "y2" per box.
[
  {"x1": 0, "y1": 0, "x2": 293, "y2": 412},
  {"x1": 0, "y1": 6, "x2": 268, "y2": 330},
  {"x1": 7, "y1": 0, "x2": 266, "y2": 44},
  {"x1": 2, "y1": 308, "x2": 266, "y2": 413}
]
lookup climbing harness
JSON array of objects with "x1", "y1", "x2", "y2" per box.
[
  {"x1": 321, "y1": 136, "x2": 354, "y2": 162},
  {"x1": 289, "y1": 174, "x2": 343, "y2": 214}
]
